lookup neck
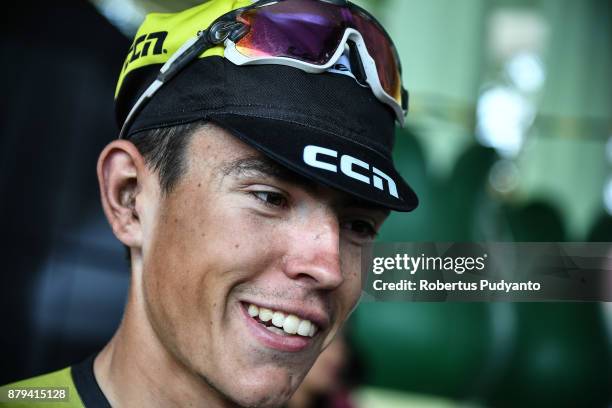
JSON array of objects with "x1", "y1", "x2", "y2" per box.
[{"x1": 93, "y1": 257, "x2": 236, "y2": 408}]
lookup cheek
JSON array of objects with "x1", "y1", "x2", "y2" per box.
[
  {"x1": 139, "y1": 197, "x2": 235, "y2": 362},
  {"x1": 140, "y1": 196, "x2": 282, "y2": 365},
  {"x1": 337, "y1": 242, "x2": 364, "y2": 318},
  {"x1": 141, "y1": 210, "x2": 215, "y2": 364}
]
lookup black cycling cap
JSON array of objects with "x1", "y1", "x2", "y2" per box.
[{"x1": 115, "y1": 0, "x2": 418, "y2": 211}]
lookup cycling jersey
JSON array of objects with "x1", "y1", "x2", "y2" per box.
[{"x1": 1, "y1": 355, "x2": 110, "y2": 407}]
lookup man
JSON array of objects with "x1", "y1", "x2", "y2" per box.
[{"x1": 3, "y1": 0, "x2": 417, "y2": 406}]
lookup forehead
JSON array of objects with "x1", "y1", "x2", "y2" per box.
[
  {"x1": 188, "y1": 125, "x2": 322, "y2": 194},
  {"x1": 186, "y1": 123, "x2": 281, "y2": 177},
  {"x1": 185, "y1": 123, "x2": 389, "y2": 213}
]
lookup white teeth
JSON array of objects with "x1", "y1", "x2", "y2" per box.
[
  {"x1": 297, "y1": 320, "x2": 311, "y2": 337},
  {"x1": 247, "y1": 303, "x2": 319, "y2": 338},
  {"x1": 248, "y1": 304, "x2": 259, "y2": 317},
  {"x1": 283, "y1": 315, "x2": 300, "y2": 334},
  {"x1": 259, "y1": 308, "x2": 273, "y2": 322},
  {"x1": 272, "y1": 311, "x2": 286, "y2": 328},
  {"x1": 265, "y1": 326, "x2": 285, "y2": 335}
]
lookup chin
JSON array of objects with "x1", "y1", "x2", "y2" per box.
[{"x1": 221, "y1": 367, "x2": 304, "y2": 408}]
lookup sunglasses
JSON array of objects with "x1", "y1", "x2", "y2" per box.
[{"x1": 120, "y1": 0, "x2": 408, "y2": 138}]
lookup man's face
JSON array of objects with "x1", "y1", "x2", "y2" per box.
[{"x1": 139, "y1": 124, "x2": 387, "y2": 407}]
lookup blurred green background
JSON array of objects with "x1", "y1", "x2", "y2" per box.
[{"x1": 91, "y1": 0, "x2": 612, "y2": 406}]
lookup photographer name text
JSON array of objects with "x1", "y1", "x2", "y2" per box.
[{"x1": 370, "y1": 254, "x2": 541, "y2": 292}]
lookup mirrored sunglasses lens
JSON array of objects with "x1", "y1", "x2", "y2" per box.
[
  {"x1": 235, "y1": 0, "x2": 346, "y2": 64},
  {"x1": 234, "y1": 0, "x2": 403, "y2": 108}
]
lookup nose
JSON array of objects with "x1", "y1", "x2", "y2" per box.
[{"x1": 282, "y1": 210, "x2": 343, "y2": 291}]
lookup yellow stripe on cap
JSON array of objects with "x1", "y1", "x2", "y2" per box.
[{"x1": 115, "y1": 0, "x2": 254, "y2": 99}]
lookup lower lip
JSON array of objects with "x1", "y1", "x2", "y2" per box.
[{"x1": 240, "y1": 303, "x2": 312, "y2": 352}]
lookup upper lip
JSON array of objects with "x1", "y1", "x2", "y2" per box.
[{"x1": 240, "y1": 299, "x2": 330, "y2": 331}]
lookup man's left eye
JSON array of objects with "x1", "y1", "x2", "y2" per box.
[
  {"x1": 252, "y1": 191, "x2": 288, "y2": 208},
  {"x1": 341, "y1": 219, "x2": 378, "y2": 240}
]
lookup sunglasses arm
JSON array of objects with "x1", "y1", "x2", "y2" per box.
[{"x1": 119, "y1": 21, "x2": 246, "y2": 138}]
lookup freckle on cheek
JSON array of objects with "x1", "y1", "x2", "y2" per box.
[{"x1": 234, "y1": 244, "x2": 239, "y2": 249}]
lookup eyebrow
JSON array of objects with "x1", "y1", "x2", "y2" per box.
[
  {"x1": 217, "y1": 156, "x2": 391, "y2": 216},
  {"x1": 218, "y1": 156, "x2": 317, "y2": 191}
]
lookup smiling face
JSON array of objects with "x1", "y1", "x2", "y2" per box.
[{"x1": 138, "y1": 124, "x2": 387, "y2": 407}]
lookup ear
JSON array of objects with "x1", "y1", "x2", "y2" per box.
[{"x1": 97, "y1": 140, "x2": 149, "y2": 248}]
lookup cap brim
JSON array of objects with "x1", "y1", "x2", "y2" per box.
[{"x1": 209, "y1": 113, "x2": 418, "y2": 212}]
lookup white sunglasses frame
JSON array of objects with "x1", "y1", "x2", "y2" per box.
[
  {"x1": 119, "y1": 20, "x2": 407, "y2": 138},
  {"x1": 223, "y1": 27, "x2": 405, "y2": 126}
]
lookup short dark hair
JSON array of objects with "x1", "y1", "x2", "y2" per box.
[{"x1": 129, "y1": 120, "x2": 207, "y2": 194}]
